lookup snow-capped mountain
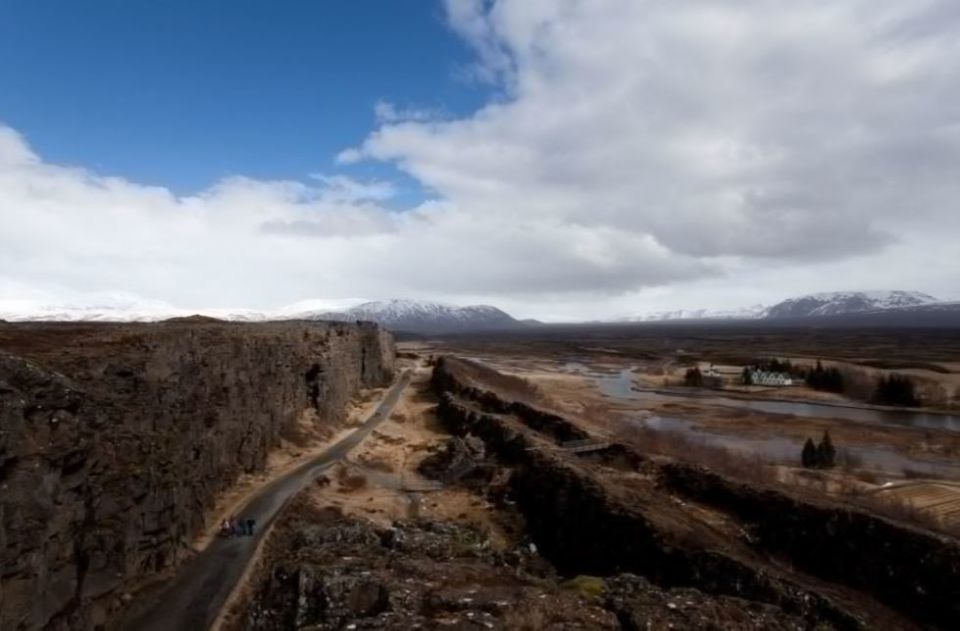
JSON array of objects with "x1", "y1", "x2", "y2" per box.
[
  {"x1": 610, "y1": 291, "x2": 945, "y2": 323},
  {"x1": 0, "y1": 295, "x2": 189, "y2": 323},
  {"x1": 763, "y1": 290, "x2": 938, "y2": 319},
  {"x1": 617, "y1": 305, "x2": 767, "y2": 322},
  {"x1": 3, "y1": 291, "x2": 951, "y2": 329},
  {"x1": 0, "y1": 296, "x2": 523, "y2": 333},
  {"x1": 306, "y1": 299, "x2": 522, "y2": 334}
]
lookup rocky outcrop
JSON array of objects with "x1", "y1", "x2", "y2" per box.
[
  {"x1": 431, "y1": 357, "x2": 591, "y2": 444},
  {"x1": 659, "y1": 463, "x2": 960, "y2": 630},
  {"x1": 430, "y1": 355, "x2": 958, "y2": 630},
  {"x1": 238, "y1": 497, "x2": 816, "y2": 631},
  {"x1": 0, "y1": 320, "x2": 394, "y2": 630},
  {"x1": 238, "y1": 499, "x2": 614, "y2": 630}
]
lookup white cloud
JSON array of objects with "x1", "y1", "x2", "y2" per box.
[
  {"x1": 373, "y1": 101, "x2": 445, "y2": 124},
  {"x1": 3, "y1": 0, "x2": 960, "y2": 320}
]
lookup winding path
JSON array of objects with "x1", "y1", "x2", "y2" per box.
[{"x1": 119, "y1": 370, "x2": 412, "y2": 631}]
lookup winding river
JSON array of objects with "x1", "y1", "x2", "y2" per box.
[{"x1": 571, "y1": 364, "x2": 960, "y2": 432}]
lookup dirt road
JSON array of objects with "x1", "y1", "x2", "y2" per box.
[{"x1": 118, "y1": 370, "x2": 412, "y2": 631}]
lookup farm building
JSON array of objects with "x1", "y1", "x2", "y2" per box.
[{"x1": 750, "y1": 370, "x2": 796, "y2": 386}]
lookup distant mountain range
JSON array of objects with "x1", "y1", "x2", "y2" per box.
[
  {"x1": 617, "y1": 290, "x2": 949, "y2": 322},
  {"x1": 615, "y1": 305, "x2": 768, "y2": 322},
  {"x1": 302, "y1": 299, "x2": 523, "y2": 334},
  {"x1": 762, "y1": 290, "x2": 938, "y2": 319},
  {"x1": 0, "y1": 297, "x2": 526, "y2": 334},
  {"x1": 1, "y1": 290, "x2": 956, "y2": 332}
]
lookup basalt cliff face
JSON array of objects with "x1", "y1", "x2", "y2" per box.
[{"x1": 0, "y1": 320, "x2": 394, "y2": 630}]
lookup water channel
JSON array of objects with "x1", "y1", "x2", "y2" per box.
[{"x1": 563, "y1": 362, "x2": 960, "y2": 478}]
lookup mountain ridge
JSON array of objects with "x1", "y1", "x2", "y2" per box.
[
  {"x1": 1, "y1": 290, "x2": 954, "y2": 329},
  {"x1": 617, "y1": 290, "x2": 942, "y2": 322},
  {"x1": 0, "y1": 297, "x2": 525, "y2": 334},
  {"x1": 303, "y1": 299, "x2": 523, "y2": 333},
  {"x1": 763, "y1": 290, "x2": 937, "y2": 319}
]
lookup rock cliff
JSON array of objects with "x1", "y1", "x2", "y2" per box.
[{"x1": 0, "y1": 320, "x2": 394, "y2": 630}]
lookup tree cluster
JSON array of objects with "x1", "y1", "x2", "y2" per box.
[
  {"x1": 801, "y1": 431, "x2": 836, "y2": 469},
  {"x1": 684, "y1": 366, "x2": 703, "y2": 387},
  {"x1": 753, "y1": 357, "x2": 798, "y2": 375},
  {"x1": 806, "y1": 360, "x2": 845, "y2": 393},
  {"x1": 873, "y1": 373, "x2": 919, "y2": 407}
]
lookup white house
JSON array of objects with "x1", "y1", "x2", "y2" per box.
[{"x1": 750, "y1": 370, "x2": 794, "y2": 386}]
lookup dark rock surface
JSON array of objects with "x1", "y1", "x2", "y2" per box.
[
  {"x1": 416, "y1": 434, "x2": 489, "y2": 484},
  {"x1": 237, "y1": 500, "x2": 815, "y2": 631},
  {"x1": 240, "y1": 501, "x2": 616, "y2": 630},
  {"x1": 604, "y1": 574, "x2": 812, "y2": 631},
  {"x1": 0, "y1": 321, "x2": 394, "y2": 630}
]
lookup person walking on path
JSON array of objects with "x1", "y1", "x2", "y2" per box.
[{"x1": 246, "y1": 518, "x2": 256, "y2": 536}]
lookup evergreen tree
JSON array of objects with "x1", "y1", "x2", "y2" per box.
[
  {"x1": 807, "y1": 360, "x2": 844, "y2": 393},
  {"x1": 874, "y1": 374, "x2": 919, "y2": 407},
  {"x1": 801, "y1": 438, "x2": 818, "y2": 468},
  {"x1": 816, "y1": 430, "x2": 836, "y2": 469},
  {"x1": 684, "y1": 367, "x2": 703, "y2": 387}
]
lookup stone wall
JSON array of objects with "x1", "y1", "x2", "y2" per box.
[{"x1": 0, "y1": 320, "x2": 394, "y2": 630}]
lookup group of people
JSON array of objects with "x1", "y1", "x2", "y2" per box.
[{"x1": 220, "y1": 516, "x2": 256, "y2": 538}]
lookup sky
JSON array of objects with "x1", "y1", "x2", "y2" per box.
[{"x1": 2, "y1": 0, "x2": 959, "y2": 321}]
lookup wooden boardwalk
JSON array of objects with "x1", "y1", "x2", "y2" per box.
[{"x1": 559, "y1": 439, "x2": 613, "y2": 454}]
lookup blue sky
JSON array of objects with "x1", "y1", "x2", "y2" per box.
[{"x1": 0, "y1": 0, "x2": 483, "y2": 197}]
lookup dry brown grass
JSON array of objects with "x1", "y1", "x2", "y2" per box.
[
  {"x1": 853, "y1": 470, "x2": 880, "y2": 484},
  {"x1": 447, "y1": 357, "x2": 546, "y2": 406},
  {"x1": 613, "y1": 411, "x2": 960, "y2": 539},
  {"x1": 358, "y1": 455, "x2": 395, "y2": 473},
  {"x1": 847, "y1": 490, "x2": 956, "y2": 537},
  {"x1": 574, "y1": 395, "x2": 777, "y2": 485},
  {"x1": 335, "y1": 466, "x2": 368, "y2": 492}
]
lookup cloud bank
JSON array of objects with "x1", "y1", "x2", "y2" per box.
[{"x1": 3, "y1": 0, "x2": 960, "y2": 318}]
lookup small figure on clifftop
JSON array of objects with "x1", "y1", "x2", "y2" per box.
[{"x1": 246, "y1": 518, "x2": 256, "y2": 536}]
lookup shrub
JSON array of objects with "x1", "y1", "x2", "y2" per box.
[
  {"x1": 561, "y1": 575, "x2": 607, "y2": 599},
  {"x1": 801, "y1": 438, "x2": 817, "y2": 468}
]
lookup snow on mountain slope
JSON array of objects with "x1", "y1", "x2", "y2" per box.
[
  {"x1": 763, "y1": 290, "x2": 938, "y2": 319},
  {"x1": 306, "y1": 299, "x2": 522, "y2": 333},
  {"x1": 617, "y1": 305, "x2": 767, "y2": 322},
  {"x1": 0, "y1": 296, "x2": 521, "y2": 332},
  {"x1": 0, "y1": 295, "x2": 187, "y2": 322},
  {"x1": 613, "y1": 291, "x2": 941, "y2": 322}
]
